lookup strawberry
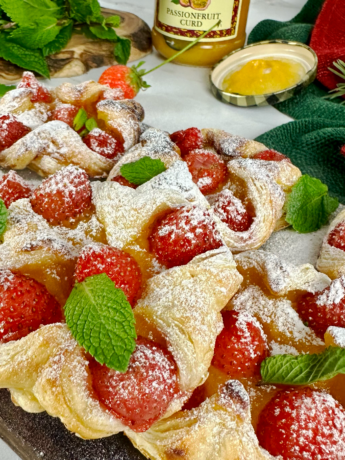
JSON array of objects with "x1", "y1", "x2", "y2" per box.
[
  {"x1": 328, "y1": 221, "x2": 345, "y2": 251},
  {"x1": 83, "y1": 128, "x2": 124, "y2": 160},
  {"x1": 149, "y1": 205, "x2": 223, "y2": 268},
  {"x1": 75, "y1": 244, "x2": 142, "y2": 307},
  {"x1": 0, "y1": 270, "x2": 62, "y2": 343},
  {"x1": 0, "y1": 114, "x2": 31, "y2": 151},
  {"x1": 30, "y1": 165, "x2": 92, "y2": 225},
  {"x1": 98, "y1": 63, "x2": 149, "y2": 100},
  {"x1": 212, "y1": 310, "x2": 268, "y2": 378},
  {"x1": 213, "y1": 189, "x2": 252, "y2": 232},
  {"x1": 51, "y1": 104, "x2": 79, "y2": 128},
  {"x1": 184, "y1": 149, "x2": 227, "y2": 195},
  {"x1": 111, "y1": 175, "x2": 138, "y2": 189},
  {"x1": 17, "y1": 71, "x2": 52, "y2": 103},
  {"x1": 170, "y1": 127, "x2": 203, "y2": 157},
  {"x1": 340, "y1": 145, "x2": 345, "y2": 158},
  {"x1": 297, "y1": 276, "x2": 345, "y2": 336},
  {"x1": 0, "y1": 171, "x2": 32, "y2": 208},
  {"x1": 253, "y1": 149, "x2": 291, "y2": 162},
  {"x1": 257, "y1": 388, "x2": 345, "y2": 460},
  {"x1": 90, "y1": 336, "x2": 179, "y2": 432}
]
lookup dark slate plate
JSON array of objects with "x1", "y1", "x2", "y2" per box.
[{"x1": 0, "y1": 389, "x2": 146, "y2": 460}]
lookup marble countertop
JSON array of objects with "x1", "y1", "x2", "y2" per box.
[{"x1": 0, "y1": 0, "x2": 303, "y2": 458}]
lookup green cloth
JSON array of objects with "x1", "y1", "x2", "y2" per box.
[{"x1": 248, "y1": 0, "x2": 345, "y2": 203}]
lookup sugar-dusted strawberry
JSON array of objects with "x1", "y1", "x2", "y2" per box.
[
  {"x1": 0, "y1": 270, "x2": 62, "y2": 343},
  {"x1": 253, "y1": 149, "x2": 291, "y2": 162},
  {"x1": 297, "y1": 276, "x2": 345, "y2": 336},
  {"x1": 75, "y1": 244, "x2": 142, "y2": 306},
  {"x1": 170, "y1": 127, "x2": 203, "y2": 157},
  {"x1": 212, "y1": 310, "x2": 268, "y2": 378},
  {"x1": 257, "y1": 388, "x2": 345, "y2": 460},
  {"x1": 99, "y1": 63, "x2": 149, "y2": 99},
  {"x1": 0, "y1": 114, "x2": 31, "y2": 151},
  {"x1": 51, "y1": 104, "x2": 79, "y2": 128},
  {"x1": 17, "y1": 71, "x2": 52, "y2": 103},
  {"x1": 213, "y1": 189, "x2": 252, "y2": 232},
  {"x1": 83, "y1": 128, "x2": 124, "y2": 160},
  {"x1": 149, "y1": 205, "x2": 223, "y2": 268},
  {"x1": 30, "y1": 165, "x2": 92, "y2": 225},
  {"x1": 111, "y1": 175, "x2": 138, "y2": 189},
  {"x1": 0, "y1": 171, "x2": 32, "y2": 208},
  {"x1": 328, "y1": 221, "x2": 345, "y2": 251},
  {"x1": 90, "y1": 336, "x2": 179, "y2": 432},
  {"x1": 184, "y1": 149, "x2": 227, "y2": 195}
]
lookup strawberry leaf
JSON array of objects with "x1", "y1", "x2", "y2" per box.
[
  {"x1": 43, "y1": 21, "x2": 73, "y2": 56},
  {"x1": 0, "y1": 198, "x2": 7, "y2": 237},
  {"x1": 0, "y1": 84, "x2": 16, "y2": 97},
  {"x1": 120, "y1": 157, "x2": 166, "y2": 185},
  {"x1": 64, "y1": 273, "x2": 136, "y2": 372},
  {"x1": 73, "y1": 108, "x2": 88, "y2": 131},
  {"x1": 114, "y1": 36, "x2": 131, "y2": 65}
]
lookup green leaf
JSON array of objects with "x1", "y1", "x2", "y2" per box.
[
  {"x1": 42, "y1": 21, "x2": 73, "y2": 56},
  {"x1": 261, "y1": 347, "x2": 345, "y2": 385},
  {"x1": 120, "y1": 157, "x2": 166, "y2": 185},
  {"x1": 0, "y1": 34, "x2": 50, "y2": 78},
  {"x1": 0, "y1": 0, "x2": 61, "y2": 26},
  {"x1": 114, "y1": 36, "x2": 131, "y2": 65},
  {"x1": 106, "y1": 15, "x2": 121, "y2": 27},
  {"x1": 286, "y1": 175, "x2": 339, "y2": 233},
  {"x1": 89, "y1": 24, "x2": 116, "y2": 40},
  {"x1": 8, "y1": 17, "x2": 61, "y2": 50},
  {"x1": 171, "y1": 0, "x2": 180, "y2": 3},
  {"x1": 85, "y1": 117, "x2": 98, "y2": 131},
  {"x1": 73, "y1": 108, "x2": 87, "y2": 131},
  {"x1": 0, "y1": 83, "x2": 16, "y2": 97},
  {"x1": 64, "y1": 273, "x2": 136, "y2": 372},
  {"x1": 68, "y1": 0, "x2": 101, "y2": 23},
  {"x1": 0, "y1": 198, "x2": 7, "y2": 237}
]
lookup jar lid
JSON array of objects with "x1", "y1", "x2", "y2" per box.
[{"x1": 210, "y1": 40, "x2": 318, "y2": 107}]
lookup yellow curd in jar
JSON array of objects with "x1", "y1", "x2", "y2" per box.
[{"x1": 222, "y1": 58, "x2": 306, "y2": 95}]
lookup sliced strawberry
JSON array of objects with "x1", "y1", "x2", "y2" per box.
[
  {"x1": 0, "y1": 270, "x2": 62, "y2": 343},
  {"x1": 149, "y1": 206, "x2": 223, "y2": 268},
  {"x1": 257, "y1": 388, "x2": 345, "y2": 460},
  {"x1": 0, "y1": 114, "x2": 31, "y2": 151},
  {"x1": 75, "y1": 244, "x2": 142, "y2": 307},
  {"x1": 0, "y1": 171, "x2": 32, "y2": 208},
  {"x1": 297, "y1": 276, "x2": 345, "y2": 336},
  {"x1": 30, "y1": 165, "x2": 92, "y2": 225},
  {"x1": 99, "y1": 65, "x2": 140, "y2": 99},
  {"x1": 253, "y1": 149, "x2": 291, "y2": 162},
  {"x1": 170, "y1": 127, "x2": 203, "y2": 157},
  {"x1": 90, "y1": 336, "x2": 179, "y2": 432},
  {"x1": 111, "y1": 175, "x2": 138, "y2": 189},
  {"x1": 328, "y1": 222, "x2": 345, "y2": 251},
  {"x1": 212, "y1": 310, "x2": 268, "y2": 378},
  {"x1": 184, "y1": 149, "x2": 227, "y2": 195},
  {"x1": 213, "y1": 189, "x2": 252, "y2": 232},
  {"x1": 17, "y1": 71, "x2": 52, "y2": 103},
  {"x1": 83, "y1": 128, "x2": 124, "y2": 160},
  {"x1": 51, "y1": 104, "x2": 79, "y2": 128}
]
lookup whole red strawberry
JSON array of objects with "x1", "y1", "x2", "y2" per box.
[
  {"x1": 297, "y1": 276, "x2": 345, "y2": 336},
  {"x1": 30, "y1": 165, "x2": 92, "y2": 225},
  {"x1": 213, "y1": 189, "x2": 252, "y2": 232},
  {"x1": 253, "y1": 149, "x2": 291, "y2": 162},
  {"x1": 149, "y1": 205, "x2": 223, "y2": 268},
  {"x1": 17, "y1": 71, "x2": 52, "y2": 103},
  {"x1": 328, "y1": 221, "x2": 345, "y2": 251},
  {"x1": 0, "y1": 171, "x2": 32, "y2": 208},
  {"x1": 0, "y1": 114, "x2": 31, "y2": 151},
  {"x1": 170, "y1": 127, "x2": 203, "y2": 157},
  {"x1": 212, "y1": 310, "x2": 268, "y2": 378},
  {"x1": 75, "y1": 244, "x2": 142, "y2": 307},
  {"x1": 99, "y1": 63, "x2": 149, "y2": 99},
  {"x1": 111, "y1": 175, "x2": 138, "y2": 189},
  {"x1": 90, "y1": 336, "x2": 179, "y2": 432},
  {"x1": 257, "y1": 388, "x2": 345, "y2": 460},
  {"x1": 83, "y1": 128, "x2": 124, "y2": 160},
  {"x1": 51, "y1": 104, "x2": 79, "y2": 128},
  {"x1": 0, "y1": 270, "x2": 62, "y2": 343}
]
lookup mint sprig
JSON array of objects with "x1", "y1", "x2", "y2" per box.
[
  {"x1": 73, "y1": 109, "x2": 98, "y2": 136},
  {"x1": 64, "y1": 273, "x2": 136, "y2": 372},
  {"x1": 0, "y1": 198, "x2": 8, "y2": 237},
  {"x1": 286, "y1": 175, "x2": 339, "y2": 233},
  {"x1": 0, "y1": 84, "x2": 16, "y2": 97},
  {"x1": 261, "y1": 347, "x2": 345, "y2": 385},
  {"x1": 120, "y1": 157, "x2": 167, "y2": 186}
]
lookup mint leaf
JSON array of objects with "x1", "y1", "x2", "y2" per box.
[
  {"x1": 73, "y1": 108, "x2": 87, "y2": 131},
  {"x1": 114, "y1": 36, "x2": 131, "y2": 65},
  {"x1": 0, "y1": 34, "x2": 50, "y2": 78},
  {"x1": 43, "y1": 21, "x2": 73, "y2": 56},
  {"x1": 120, "y1": 157, "x2": 166, "y2": 185},
  {"x1": 85, "y1": 117, "x2": 98, "y2": 131},
  {"x1": 68, "y1": 0, "x2": 101, "y2": 23},
  {"x1": 0, "y1": 0, "x2": 61, "y2": 26},
  {"x1": 286, "y1": 175, "x2": 339, "y2": 233},
  {"x1": 261, "y1": 347, "x2": 345, "y2": 385},
  {"x1": 106, "y1": 15, "x2": 121, "y2": 27},
  {"x1": 0, "y1": 198, "x2": 7, "y2": 237},
  {"x1": 89, "y1": 24, "x2": 116, "y2": 40},
  {"x1": 9, "y1": 18, "x2": 61, "y2": 50},
  {"x1": 64, "y1": 273, "x2": 136, "y2": 372},
  {"x1": 0, "y1": 84, "x2": 15, "y2": 97},
  {"x1": 171, "y1": 0, "x2": 180, "y2": 3}
]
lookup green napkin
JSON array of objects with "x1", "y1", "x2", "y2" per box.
[{"x1": 247, "y1": 0, "x2": 345, "y2": 203}]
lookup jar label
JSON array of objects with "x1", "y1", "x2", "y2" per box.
[{"x1": 155, "y1": 0, "x2": 241, "y2": 42}]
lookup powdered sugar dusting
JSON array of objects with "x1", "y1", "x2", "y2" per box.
[{"x1": 317, "y1": 276, "x2": 345, "y2": 307}]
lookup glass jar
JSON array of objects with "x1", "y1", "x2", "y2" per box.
[{"x1": 152, "y1": 0, "x2": 251, "y2": 67}]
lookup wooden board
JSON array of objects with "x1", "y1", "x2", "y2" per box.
[{"x1": 0, "y1": 9, "x2": 152, "y2": 83}]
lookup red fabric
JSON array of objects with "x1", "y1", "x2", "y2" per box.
[{"x1": 310, "y1": 0, "x2": 345, "y2": 90}]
